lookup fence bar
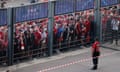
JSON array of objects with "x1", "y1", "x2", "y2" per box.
[
  {"x1": 7, "y1": 8, "x2": 14, "y2": 66},
  {"x1": 94, "y1": 0, "x2": 102, "y2": 42},
  {"x1": 48, "y1": 0, "x2": 55, "y2": 56}
]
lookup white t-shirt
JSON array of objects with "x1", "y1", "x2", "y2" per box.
[
  {"x1": 111, "y1": 19, "x2": 119, "y2": 31},
  {"x1": 42, "y1": 32, "x2": 47, "y2": 40},
  {"x1": 41, "y1": 31, "x2": 47, "y2": 43}
]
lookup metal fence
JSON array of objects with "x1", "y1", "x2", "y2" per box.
[
  {"x1": 0, "y1": 0, "x2": 119, "y2": 66},
  {"x1": 101, "y1": 7, "x2": 120, "y2": 50}
]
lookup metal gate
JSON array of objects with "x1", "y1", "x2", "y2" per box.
[
  {"x1": 101, "y1": 6, "x2": 120, "y2": 50},
  {"x1": 0, "y1": 9, "x2": 8, "y2": 66}
]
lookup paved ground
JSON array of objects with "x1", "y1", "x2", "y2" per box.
[
  {"x1": 0, "y1": 47, "x2": 119, "y2": 72},
  {"x1": 102, "y1": 40, "x2": 120, "y2": 50}
]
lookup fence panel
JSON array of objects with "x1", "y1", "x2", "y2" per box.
[
  {"x1": 55, "y1": 0, "x2": 74, "y2": 15},
  {"x1": 0, "y1": 9, "x2": 7, "y2": 26},
  {"x1": 101, "y1": 7, "x2": 120, "y2": 50},
  {"x1": 76, "y1": 0, "x2": 94, "y2": 12},
  {"x1": 0, "y1": 9, "x2": 8, "y2": 66},
  {"x1": 101, "y1": 0, "x2": 118, "y2": 7},
  {"x1": 1, "y1": 0, "x2": 120, "y2": 66},
  {"x1": 14, "y1": 3, "x2": 48, "y2": 23},
  {"x1": 13, "y1": 2, "x2": 49, "y2": 63}
]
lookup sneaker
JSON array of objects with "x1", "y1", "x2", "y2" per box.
[
  {"x1": 91, "y1": 66, "x2": 97, "y2": 70},
  {"x1": 91, "y1": 67, "x2": 97, "y2": 70}
]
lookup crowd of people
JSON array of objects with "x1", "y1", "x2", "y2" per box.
[
  {"x1": 101, "y1": 8, "x2": 120, "y2": 44},
  {"x1": 14, "y1": 18, "x2": 48, "y2": 59},
  {"x1": 0, "y1": 10, "x2": 95, "y2": 64},
  {"x1": 0, "y1": 8, "x2": 119, "y2": 64},
  {"x1": 53, "y1": 11, "x2": 94, "y2": 50}
]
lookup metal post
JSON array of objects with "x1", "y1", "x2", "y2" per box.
[
  {"x1": 7, "y1": 8, "x2": 14, "y2": 66},
  {"x1": 73, "y1": 0, "x2": 76, "y2": 13},
  {"x1": 94, "y1": 0, "x2": 102, "y2": 42},
  {"x1": 48, "y1": 0, "x2": 54, "y2": 56},
  {"x1": 74, "y1": 0, "x2": 76, "y2": 23}
]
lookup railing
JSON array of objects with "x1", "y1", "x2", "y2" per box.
[
  {"x1": 0, "y1": 37, "x2": 93, "y2": 66},
  {"x1": 0, "y1": 49, "x2": 7, "y2": 66},
  {"x1": 13, "y1": 46, "x2": 48, "y2": 63}
]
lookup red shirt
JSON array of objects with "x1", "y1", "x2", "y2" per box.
[
  {"x1": 53, "y1": 27, "x2": 57, "y2": 35},
  {"x1": 85, "y1": 20, "x2": 91, "y2": 32},
  {"x1": 86, "y1": 35, "x2": 90, "y2": 43},
  {"x1": 0, "y1": 31, "x2": 4, "y2": 39},
  {"x1": 102, "y1": 16, "x2": 108, "y2": 29},
  {"x1": 76, "y1": 22, "x2": 81, "y2": 34},
  {"x1": 92, "y1": 41, "x2": 100, "y2": 52},
  {"x1": 34, "y1": 31, "x2": 41, "y2": 45}
]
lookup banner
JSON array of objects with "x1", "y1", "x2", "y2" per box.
[
  {"x1": 101, "y1": 0, "x2": 118, "y2": 7},
  {"x1": 55, "y1": 0, "x2": 74, "y2": 15},
  {"x1": 0, "y1": 9, "x2": 7, "y2": 26},
  {"x1": 76, "y1": 0, "x2": 94, "y2": 11},
  {"x1": 15, "y1": 3, "x2": 48, "y2": 23}
]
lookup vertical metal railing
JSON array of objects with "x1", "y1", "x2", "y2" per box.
[
  {"x1": 7, "y1": 8, "x2": 14, "y2": 66},
  {"x1": 48, "y1": 0, "x2": 54, "y2": 56}
]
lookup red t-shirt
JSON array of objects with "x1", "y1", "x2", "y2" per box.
[
  {"x1": 0, "y1": 31, "x2": 4, "y2": 39},
  {"x1": 86, "y1": 35, "x2": 90, "y2": 43},
  {"x1": 82, "y1": 26, "x2": 87, "y2": 34},
  {"x1": 34, "y1": 31, "x2": 41, "y2": 45},
  {"x1": 102, "y1": 16, "x2": 107, "y2": 29},
  {"x1": 76, "y1": 22, "x2": 81, "y2": 34},
  {"x1": 92, "y1": 41, "x2": 100, "y2": 52},
  {"x1": 85, "y1": 20, "x2": 91, "y2": 32},
  {"x1": 53, "y1": 27, "x2": 57, "y2": 35}
]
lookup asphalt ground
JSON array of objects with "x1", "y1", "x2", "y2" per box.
[{"x1": 1, "y1": 47, "x2": 119, "y2": 72}]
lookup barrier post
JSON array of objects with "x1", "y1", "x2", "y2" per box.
[
  {"x1": 94, "y1": 0, "x2": 102, "y2": 42},
  {"x1": 7, "y1": 8, "x2": 14, "y2": 66},
  {"x1": 48, "y1": 0, "x2": 54, "y2": 56}
]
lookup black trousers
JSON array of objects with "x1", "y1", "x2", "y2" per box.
[
  {"x1": 92, "y1": 52, "x2": 99, "y2": 66},
  {"x1": 111, "y1": 30, "x2": 118, "y2": 45},
  {"x1": 93, "y1": 57, "x2": 98, "y2": 65}
]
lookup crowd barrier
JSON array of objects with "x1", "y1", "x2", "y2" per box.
[
  {"x1": 0, "y1": 0, "x2": 119, "y2": 66},
  {"x1": 101, "y1": 8, "x2": 120, "y2": 43}
]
